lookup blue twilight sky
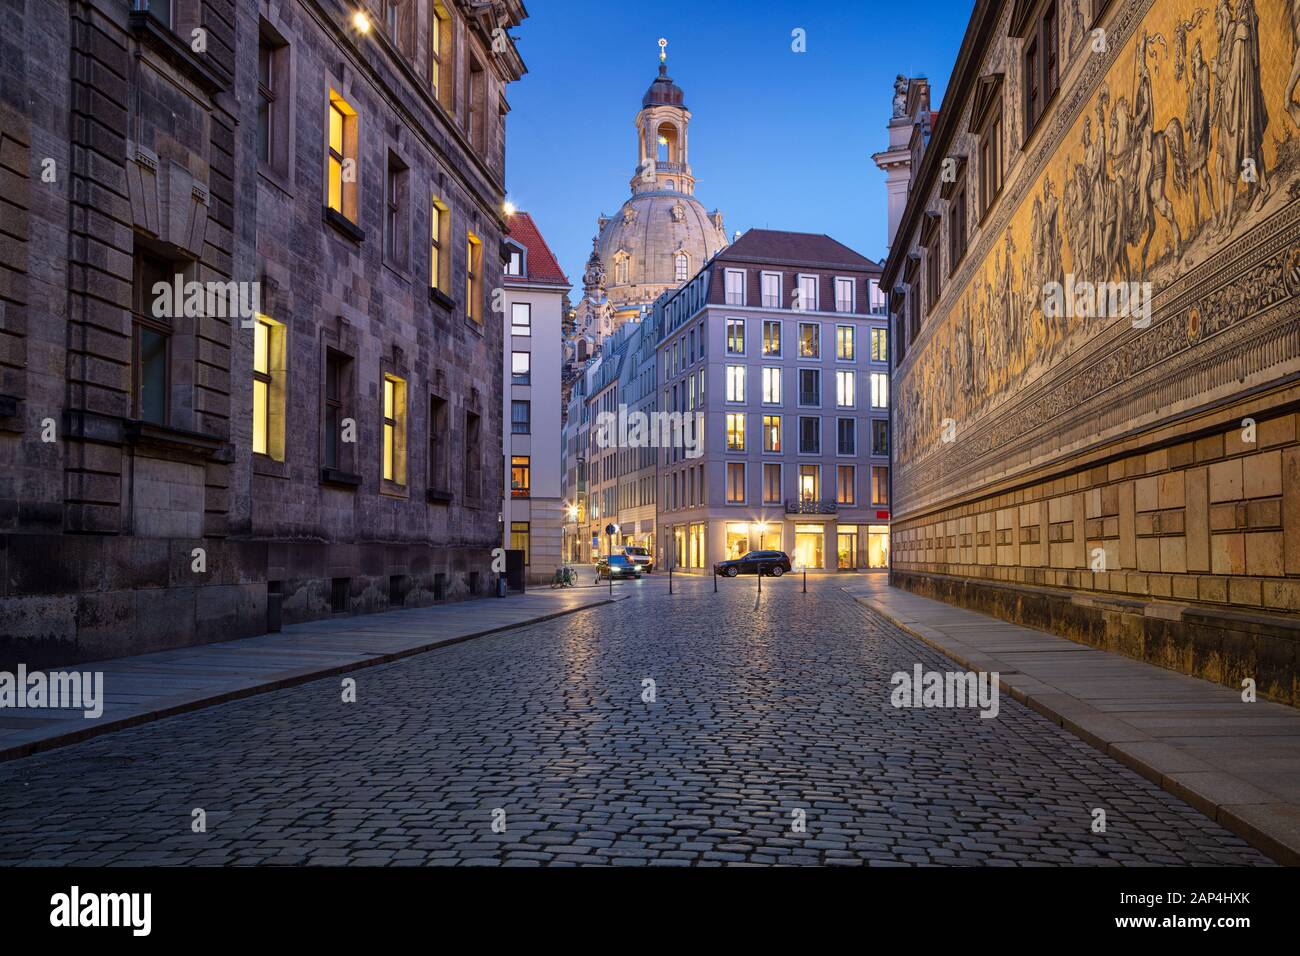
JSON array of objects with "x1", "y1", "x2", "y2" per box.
[{"x1": 504, "y1": 0, "x2": 974, "y2": 293}]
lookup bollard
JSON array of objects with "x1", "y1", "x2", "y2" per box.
[
  {"x1": 757, "y1": 563, "x2": 763, "y2": 594},
  {"x1": 669, "y1": 563, "x2": 674, "y2": 595},
  {"x1": 802, "y1": 567, "x2": 807, "y2": 593},
  {"x1": 713, "y1": 568, "x2": 718, "y2": 593},
  {"x1": 609, "y1": 569, "x2": 613, "y2": 597}
]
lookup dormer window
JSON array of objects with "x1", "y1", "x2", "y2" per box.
[{"x1": 504, "y1": 244, "x2": 524, "y2": 277}]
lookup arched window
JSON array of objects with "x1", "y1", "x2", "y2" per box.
[
  {"x1": 656, "y1": 123, "x2": 678, "y2": 164},
  {"x1": 675, "y1": 253, "x2": 689, "y2": 283}
]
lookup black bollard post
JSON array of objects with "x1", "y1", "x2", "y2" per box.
[
  {"x1": 802, "y1": 566, "x2": 807, "y2": 593},
  {"x1": 609, "y1": 568, "x2": 613, "y2": 597},
  {"x1": 758, "y1": 563, "x2": 763, "y2": 594},
  {"x1": 669, "y1": 562, "x2": 673, "y2": 595},
  {"x1": 713, "y1": 568, "x2": 718, "y2": 593}
]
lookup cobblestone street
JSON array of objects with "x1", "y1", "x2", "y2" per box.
[{"x1": 0, "y1": 578, "x2": 1271, "y2": 866}]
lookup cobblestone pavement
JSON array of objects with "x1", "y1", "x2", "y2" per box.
[{"x1": 0, "y1": 576, "x2": 1272, "y2": 866}]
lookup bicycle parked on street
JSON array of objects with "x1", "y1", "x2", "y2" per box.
[{"x1": 550, "y1": 565, "x2": 578, "y2": 588}]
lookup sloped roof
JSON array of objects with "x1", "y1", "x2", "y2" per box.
[
  {"x1": 721, "y1": 229, "x2": 881, "y2": 271},
  {"x1": 505, "y1": 211, "x2": 570, "y2": 286}
]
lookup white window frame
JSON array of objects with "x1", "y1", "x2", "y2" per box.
[
  {"x1": 725, "y1": 317, "x2": 745, "y2": 355},
  {"x1": 836, "y1": 324, "x2": 856, "y2": 363},
  {"x1": 762, "y1": 366, "x2": 782, "y2": 406},
  {"x1": 724, "y1": 268, "x2": 746, "y2": 306},
  {"x1": 725, "y1": 364, "x2": 746, "y2": 404},
  {"x1": 797, "y1": 322, "x2": 820, "y2": 361},
  {"x1": 836, "y1": 417, "x2": 857, "y2": 457},
  {"x1": 834, "y1": 276, "x2": 855, "y2": 313},
  {"x1": 762, "y1": 319, "x2": 782, "y2": 357},
  {"x1": 795, "y1": 273, "x2": 819, "y2": 312},
  {"x1": 760, "y1": 271, "x2": 782, "y2": 309},
  {"x1": 725, "y1": 460, "x2": 747, "y2": 504},
  {"x1": 871, "y1": 371, "x2": 889, "y2": 408},
  {"x1": 797, "y1": 367, "x2": 820, "y2": 408},
  {"x1": 762, "y1": 461, "x2": 784, "y2": 504},
  {"x1": 797, "y1": 415, "x2": 821, "y2": 456},
  {"x1": 836, "y1": 369, "x2": 855, "y2": 409}
]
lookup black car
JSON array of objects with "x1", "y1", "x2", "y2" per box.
[{"x1": 713, "y1": 550, "x2": 792, "y2": 577}]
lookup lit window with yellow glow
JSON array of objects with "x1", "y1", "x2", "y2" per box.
[
  {"x1": 430, "y1": 3, "x2": 451, "y2": 105},
  {"x1": 327, "y1": 92, "x2": 358, "y2": 221},
  {"x1": 726, "y1": 412, "x2": 745, "y2": 451},
  {"x1": 382, "y1": 374, "x2": 408, "y2": 485},
  {"x1": 466, "y1": 231, "x2": 482, "y2": 322},
  {"x1": 430, "y1": 199, "x2": 447, "y2": 290},
  {"x1": 252, "y1": 314, "x2": 285, "y2": 460}
]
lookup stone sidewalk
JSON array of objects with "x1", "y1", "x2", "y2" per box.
[
  {"x1": 0, "y1": 588, "x2": 615, "y2": 763},
  {"x1": 843, "y1": 576, "x2": 1300, "y2": 865}
]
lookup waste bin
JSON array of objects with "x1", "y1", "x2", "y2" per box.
[{"x1": 496, "y1": 573, "x2": 507, "y2": 598}]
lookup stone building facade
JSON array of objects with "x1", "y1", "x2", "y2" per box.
[
  {"x1": 882, "y1": 0, "x2": 1300, "y2": 703},
  {"x1": 0, "y1": 0, "x2": 525, "y2": 666}
]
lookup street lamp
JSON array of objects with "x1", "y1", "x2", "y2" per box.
[{"x1": 351, "y1": 10, "x2": 371, "y2": 33}]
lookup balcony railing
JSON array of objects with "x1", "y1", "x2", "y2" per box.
[{"x1": 786, "y1": 498, "x2": 838, "y2": 515}]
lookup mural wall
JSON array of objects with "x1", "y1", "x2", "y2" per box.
[{"x1": 895, "y1": 0, "x2": 1300, "y2": 516}]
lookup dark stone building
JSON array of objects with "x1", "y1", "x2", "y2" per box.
[{"x1": 0, "y1": 0, "x2": 526, "y2": 666}]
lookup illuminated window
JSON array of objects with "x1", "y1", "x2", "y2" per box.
[
  {"x1": 837, "y1": 324, "x2": 855, "y2": 360},
  {"x1": 871, "y1": 328, "x2": 888, "y2": 362},
  {"x1": 511, "y1": 456, "x2": 531, "y2": 498},
  {"x1": 252, "y1": 314, "x2": 286, "y2": 460},
  {"x1": 873, "y1": 466, "x2": 890, "y2": 505},
  {"x1": 327, "y1": 92, "x2": 358, "y2": 221},
  {"x1": 763, "y1": 415, "x2": 781, "y2": 453},
  {"x1": 871, "y1": 372, "x2": 889, "y2": 408},
  {"x1": 762, "y1": 367, "x2": 782, "y2": 405},
  {"x1": 798, "y1": 465, "x2": 819, "y2": 502},
  {"x1": 430, "y1": 2, "x2": 452, "y2": 108},
  {"x1": 430, "y1": 199, "x2": 448, "y2": 290},
  {"x1": 763, "y1": 320, "x2": 781, "y2": 356},
  {"x1": 836, "y1": 369, "x2": 855, "y2": 408},
  {"x1": 726, "y1": 413, "x2": 745, "y2": 451},
  {"x1": 382, "y1": 373, "x2": 408, "y2": 485},
  {"x1": 726, "y1": 317, "x2": 745, "y2": 354},
  {"x1": 466, "y1": 231, "x2": 482, "y2": 322},
  {"x1": 725, "y1": 365, "x2": 745, "y2": 403},
  {"x1": 798, "y1": 322, "x2": 819, "y2": 358}
]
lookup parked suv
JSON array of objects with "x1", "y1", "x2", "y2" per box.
[
  {"x1": 713, "y1": 550, "x2": 792, "y2": 577},
  {"x1": 621, "y1": 545, "x2": 654, "y2": 573}
]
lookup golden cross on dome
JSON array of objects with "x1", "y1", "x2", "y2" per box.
[{"x1": 658, "y1": 38, "x2": 667, "y2": 63}]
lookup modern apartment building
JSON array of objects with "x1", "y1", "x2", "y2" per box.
[
  {"x1": 656, "y1": 230, "x2": 890, "y2": 571},
  {"x1": 0, "y1": 0, "x2": 525, "y2": 665}
]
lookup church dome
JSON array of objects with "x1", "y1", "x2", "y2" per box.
[{"x1": 596, "y1": 190, "x2": 726, "y2": 308}]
